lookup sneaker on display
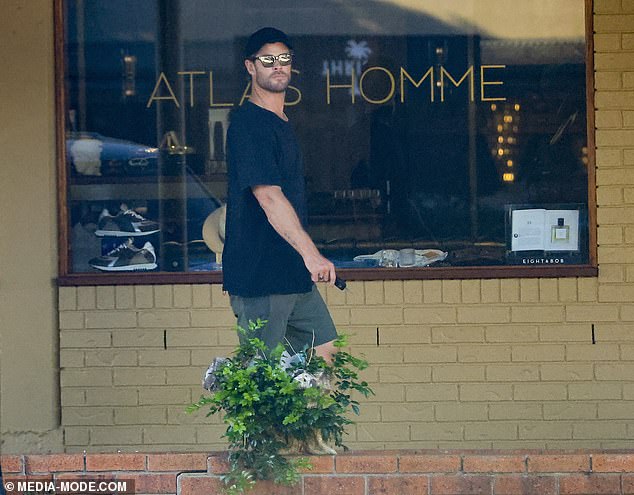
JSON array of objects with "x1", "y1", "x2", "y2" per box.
[
  {"x1": 89, "y1": 239, "x2": 158, "y2": 271},
  {"x1": 95, "y1": 208, "x2": 160, "y2": 237}
]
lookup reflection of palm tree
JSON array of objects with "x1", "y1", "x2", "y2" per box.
[{"x1": 345, "y1": 40, "x2": 372, "y2": 61}]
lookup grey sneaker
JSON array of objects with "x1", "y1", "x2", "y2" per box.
[
  {"x1": 95, "y1": 209, "x2": 160, "y2": 237},
  {"x1": 89, "y1": 239, "x2": 157, "y2": 271}
]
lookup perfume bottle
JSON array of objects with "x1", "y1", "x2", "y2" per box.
[{"x1": 551, "y1": 217, "x2": 570, "y2": 243}]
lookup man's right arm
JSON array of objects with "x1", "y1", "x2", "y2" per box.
[{"x1": 252, "y1": 184, "x2": 336, "y2": 285}]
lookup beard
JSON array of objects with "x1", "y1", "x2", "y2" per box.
[{"x1": 256, "y1": 70, "x2": 290, "y2": 93}]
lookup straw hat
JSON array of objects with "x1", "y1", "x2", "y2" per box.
[{"x1": 202, "y1": 204, "x2": 226, "y2": 254}]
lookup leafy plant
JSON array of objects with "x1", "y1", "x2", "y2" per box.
[{"x1": 187, "y1": 320, "x2": 373, "y2": 494}]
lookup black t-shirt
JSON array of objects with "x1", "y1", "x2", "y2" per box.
[{"x1": 222, "y1": 101, "x2": 313, "y2": 297}]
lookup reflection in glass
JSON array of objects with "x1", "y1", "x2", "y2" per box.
[{"x1": 62, "y1": 0, "x2": 589, "y2": 274}]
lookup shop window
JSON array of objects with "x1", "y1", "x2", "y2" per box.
[{"x1": 56, "y1": 0, "x2": 596, "y2": 285}]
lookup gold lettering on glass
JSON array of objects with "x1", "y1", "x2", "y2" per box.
[
  {"x1": 480, "y1": 65, "x2": 507, "y2": 102},
  {"x1": 177, "y1": 71, "x2": 205, "y2": 107},
  {"x1": 359, "y1": 66, "x2": 396, "y2": 105},
  {"x1": 440, "y1": 66, "x2": 475, "y2": 102},
  {"x1": 326, "y1": 68, "x2": 356, "y2": 105},
  {"x1": 285, "y1": 69, "x2": 302, "y2": 106},
  {"x1": 209, "y1": 71, "x2": 234, "y2": 108},
  {"x1": 146, "y1": 72, "x2": 180, "y2": 108},
  {"x1": 400, "y1": 67, "x2": 435, "y2": 103}
]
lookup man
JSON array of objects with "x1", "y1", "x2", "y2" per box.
[{"x1": 222, "y1": 27, "x2": 338, "y2": 362}]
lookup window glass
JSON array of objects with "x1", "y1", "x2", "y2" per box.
[{"x1": 62, "y1": 0, "x2": 590, "y2": 275}]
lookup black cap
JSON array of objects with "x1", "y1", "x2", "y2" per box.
[{"x1": 244, "y1": 27, "x2": 293, "y2": 59}]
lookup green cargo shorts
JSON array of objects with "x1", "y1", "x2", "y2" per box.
[{"x1": 229, "y1": 285, "x2": 338, "y2": 353}]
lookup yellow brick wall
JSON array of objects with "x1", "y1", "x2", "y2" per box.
[{"x1": 59, "y1": 2, "x2": 634, "y2": 452}]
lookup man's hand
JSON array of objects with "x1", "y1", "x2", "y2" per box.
[
  {"x1": 304, "y1": 252, "x2": 337, "y2": 285},
  {"x1": 252, "y1": 185, "x2": 337, "y2": 286}
]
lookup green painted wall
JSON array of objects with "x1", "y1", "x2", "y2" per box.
[{"x1": 0, "y1": 0, "x2": 62, "y2": 452}]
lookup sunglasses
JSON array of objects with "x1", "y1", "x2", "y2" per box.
[{"x1": 250, "y1": 52, "x2": 293, "y2": 68}]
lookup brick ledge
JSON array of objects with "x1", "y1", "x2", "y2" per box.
[{"x1": 3, "y1": 450, "x2": 634, "y2": 494}]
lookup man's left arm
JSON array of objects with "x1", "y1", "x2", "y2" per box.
[{"x1": 252, "y1": 184, "x2": 336, "y2": 285}]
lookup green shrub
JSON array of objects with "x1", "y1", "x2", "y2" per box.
[{"x1": 187, "y1": 320, "x2": 373, "y2": 494}]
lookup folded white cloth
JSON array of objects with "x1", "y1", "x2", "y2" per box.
[{"x1": 353, "y1": 249, "x2": 448, "y2": 267}]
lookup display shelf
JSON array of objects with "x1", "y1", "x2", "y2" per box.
[{"x1": 69, "y1": 175, "x2": 227, "y2": 201}]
